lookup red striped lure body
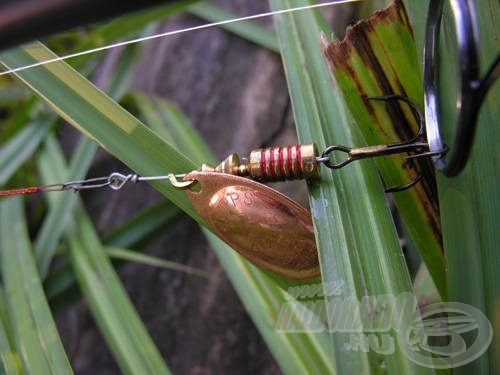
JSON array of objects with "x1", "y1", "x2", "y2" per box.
[{"x1": 209, "y1": 143, "x2": 320, "y2": 182}]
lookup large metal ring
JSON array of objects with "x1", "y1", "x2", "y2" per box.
[{"x1": 423, "y1": 0, "x2": 499, "y2": 177}]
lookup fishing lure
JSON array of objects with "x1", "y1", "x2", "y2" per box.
[{"x1": 0, "y1": 96, "x2": 441, "y2": 280}]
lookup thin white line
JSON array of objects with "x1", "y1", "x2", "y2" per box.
[{"x1": 0, "y1": 0, "x2": 361, "y2": 76}]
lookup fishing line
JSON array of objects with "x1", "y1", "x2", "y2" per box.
[{"x1": 0, "y1": 0, "x2": 362, "y2": 77}]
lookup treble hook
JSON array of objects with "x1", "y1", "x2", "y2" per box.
[{"x1": 318, "y1": 94, "x2": 446, "y2": 191}]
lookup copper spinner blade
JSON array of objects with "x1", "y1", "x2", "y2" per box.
[{"x1": 184, "y1": 171, "x2": 320, "y2": 280}]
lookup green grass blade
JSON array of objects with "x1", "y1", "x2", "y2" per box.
[
  {"x1": 76, "y1": 0, "x2": 198, "y2": 50},
  {"x1": 0, "y1": 43, "x2": 200, "y2": 220},
  {"x1": 132, "y1": 88, "x2": 337, "y2": 374},
  {"x1": 270, "y1": 0, "x2": 434, "y2": 373},
  {"x1": 33, "y1": 39, "x2": 151, "y2": 277},
  {"x1": 188, "y1": 2, "x2": 280, "y2": 53},
  {"x1": 35, "y1": 133, "x2": 171, "y2": 374},
  {"x1": 0, "y1": 290, "x2": 21, "y2": 374},
  {"x1": 103, "y1": 199, "x2": 182, "y2": 248},
  {"x1": 68, "y1": 211, "x2": 171, "y2": 375},
  {"x1": 0, "y1": 197, "x2": 73, "y2": 374},
  {"x1": 0, "y1": 117, "x2": 53, "y2": 185},
  {"x1": 34, "y1": 135, "x2": 97, "y2": 277},
  {"x1": 50, "y1": 0, "x2": 198, "y2": 70},
  {"x1": 204, "y1": 230, "x2": 336, "y2": 375},
  {"x1": 105, "y1": 246, "x2": 208, "y2": 277},
  {"x1": 38, "y1": 130, "x2": 185, "y2": 311},
  {"x1": 405, "y1": 0, "x2": 499, "y2": 372},
  {"x1": 124, "y1": 92, "x2": 214, "y2": 164},
  {"x1": 320, "y1": 1, "x2": 446, "y2": 298}
]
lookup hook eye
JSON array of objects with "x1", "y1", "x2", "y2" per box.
[{"x1": 168, "y1": 173, "x2": 198, "y2": 190}]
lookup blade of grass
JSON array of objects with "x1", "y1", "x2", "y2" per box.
[
  {"x1": 37, "y1": 128, "x2": 174, "y2": 374},
  {"x1": 34, "y1": 134, "x2": 97, "y2": 277},
  {"x1": 0, "y1": 116, "x2": 53, "y2": 185},
  {"x1": 405, "y1": 0, "x2": 499, "y2": 372},
  {"x1": 67, "y1": 210, "x2": 171, "y2": 375},
  {"x1": 34, "y1": 40, "x2": 147, "y2": 277},
  {"x1": 187, "y1": 2, "x2": 280, "y2": 53},
  {"x1": 0, "y1": 43, "x2": 200, "y2": 220},
  {"x1": 0, "y1": 196, "x2": 73, "y2": 374},
  {"x1": 44, "y1": 200, "x2": 184, "y2": 311},
  {"x1": 39, "y1": 133, "x2": 185, "y2": 313},
  {"x1": 37, "y1": 136, "x2": 171, "y2": 374},
  {"x1": 103, "y1": 199, "x2": 182, "y2": 248},
  {"x1": 320, "y1": 1, "x2": 446, "y2": 299},
  {"x1": 48, "y1": 1, "x2": 198, "y2": 70},
  {"x1": 270, "y1": 0, "x2": 435, "y2": 373},
  {"x1": 124, "y1": 92, "x2": 214, "y2": 163},
  {"x1": 73, "y1": 0, "x2": 199, "y2": 53},
  {"x1": 134, "y1": 88, "x2": 338, "y2": 373},
  {"x1": 0, "y1": 290, "x2": 21, "y2": 374},
  {"x1": 105, "y1": 246, "x2": 208, "y2": 277}
]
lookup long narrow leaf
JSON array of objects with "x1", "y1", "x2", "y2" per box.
[
  {"x1": 34, "y1": 135, "x2": 97, "y2": 277},
  {"x1": 188, "y1": 2, "x2": 280, "y2": 53},
  {"x1": 0, "y1": 290, "x2": 20, "y2": 374},
  {"x1": 320, "y1": 1, "x2": 446, "y2": 298},
  {"x1": 0, "y1": 197, "x2": 73, "y2": 374},
  {"x1": 105, "y1": 246, "x2": 208, "y2": 277},
  {"x1": 37, "y1": 132, "x2": 171, "y2": 375},
  {"x1": 68, "y1": 211, "x2": 170, "y2": 375},
  {"x1": 132, "y1": 91, "x2": 338, "y2": 373},
  {"x1": 1, "y1": 44, "x2": 199, "y2": 219},
  {"x1": 0, "y1": 117, "x2": 53, "y2": 185},
  {"x1": 34, "y1": 40, "x2": 149, "y2": 277},
  {"x1": 270, "y1": 0, "x2": 434, "y2": 373},
  {"x1": 405, "y1": 0, "x2": 499, "y2": 372}
]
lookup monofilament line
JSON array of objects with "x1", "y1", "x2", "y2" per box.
[{"x1": 0, "y1": 0, "x2": 362, "y2": 77}]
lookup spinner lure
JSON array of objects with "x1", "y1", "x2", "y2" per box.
[{"x1": 1, "y1": 96, "x2": 441, "y2": 280}]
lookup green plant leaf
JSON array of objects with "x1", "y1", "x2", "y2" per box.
[
  {"x1": 320, "y1": 0, "x2": 446, "y2": 299},
  {"x1": 129, "y1": 89, "x2": 338, "y2": 373},
  {"x1": 103, "y1": 199, "x2": 182, "y2": 249},
  {"x1": 10, "y1": 46, "x2": 335, "y2": 372},
  {"x1": 105, "y1": 246, "x2": 208, "y2": 277},
  {"x1": 0, "y1": 117, "x2": 53, "y2": 185},
  {"x1": 405, "y1": 0, "x2": 499, "y2": 372},
  {"x1": 187, "y1": 2, "x2": 280, "y2": 53},
  {"x1": 68, "y1": 211, "x2": 170, "y2": 375},
  {"x1": 35, "y1": 131, "x2": 171, "y2": 374},
  {"x1": 33, "y1": 39, "x2": 154, "y2": 277},
  {"x1": 1, "y1": 43, "x2": 200, "y2": 220},
  {"x1": 124, "y1": 92, "x2": 214, "y2": 164},
  {"x1": 0, "y1": 289, "x2": 21, "y2": 374},
  {"x1": 34, "y1": 134, "x2": 97, "y2": 277},
  {"x1": 0, "y1": 196, "x2": 73, "y2": 374},
  {"x1": 270, "y1": 0, "x2": 435, "y2": 373}
]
